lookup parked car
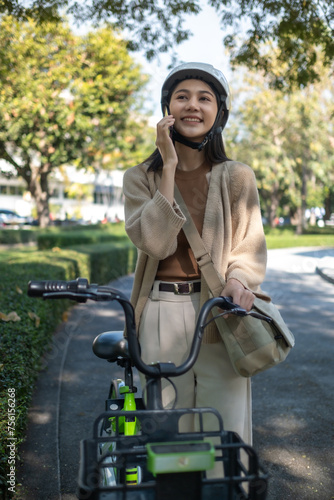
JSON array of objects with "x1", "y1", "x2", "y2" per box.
[{"x1": 0, "y1": 209, "x2": 32, "y2": 227}]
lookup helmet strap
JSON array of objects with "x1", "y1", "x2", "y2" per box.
[
  {"x1": 171, "y1": 103, "x2": 227, "y2": 151},
  {"x1": 172, "y1": 127, "x2": 222, "y2": 151}
]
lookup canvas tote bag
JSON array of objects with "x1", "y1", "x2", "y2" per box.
[{"x1": 174, "y1": 185, "x2": 295, "y2": 377}]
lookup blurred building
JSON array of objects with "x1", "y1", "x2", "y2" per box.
[{"x1": 0, "y1": 161, "x2": 125, "y2": 224}]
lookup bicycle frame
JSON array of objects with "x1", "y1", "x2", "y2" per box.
[{"x1": 28, "y1": 278, "x2": 269, "y2": 500}]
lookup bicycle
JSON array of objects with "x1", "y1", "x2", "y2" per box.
[{"x1": 28, "y1": 277, "x2": 269, "y2": 500}]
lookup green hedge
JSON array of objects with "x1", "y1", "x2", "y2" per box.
[
  {"x1": 37, "y1": 222, "x2": 129, "y2": 250},
  {"x1": 0, "y1": 238, "x2": 136, "y2": 497},
  {"x1": 0, "y1": 229, "x2": 37, "y2": 246},
  {"x1": 0, "y1": 248, "x2": 90, "y2": 496},
  {"x1": 0, "y1": 222, "x2": 127, "y2": 248},
  {"x1": 37, "y1": 230, "x2": 126, "y2": 249},
  {"x1": 71, "y1": 241, "x2": 137, "y2": 284}
]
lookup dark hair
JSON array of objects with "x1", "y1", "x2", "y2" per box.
[
  {"x1": 146, "y1": 117, "x2": 230, "y2": 172},
  {"x1": 146, "y1": 136, "x2": 230, "y2": 172},
  {"x1": 146, "y1": 78, "x2": 230, "y2": 172}
]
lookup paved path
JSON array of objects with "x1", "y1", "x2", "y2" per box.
[
  {"x1": 15, "y1": 247, "x2": 334, "y2": 500},
  {"x1": 252, "y1": 247, "x2": 334, "y2": 500}
]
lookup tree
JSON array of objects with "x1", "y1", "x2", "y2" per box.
[
  {"x1": 0, "y1": 16, "x2": 152, "y2": 226},
  {"x1": 227, "y1": 59, "x2": 334, "y2": 230},
  {"x1": 0, "y1": 1, "x2": 333, "y2": 88},
  {"x1": 0, "y1": 0, "x2": 200, "y2": 61},
  {"x1": 227, "y1": 95, "x2": 296, "y2": 228},
  {"x1": 218, "y1": 0, "x2": 334, "y2": 89}
]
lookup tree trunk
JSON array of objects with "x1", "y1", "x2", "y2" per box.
[
  {"x1": 36, "y1": 195, "x2": 50, "y2": 228},
  {"x1": 295, "y1": 206, "x2": 303, "y2": 235},
  {"x1": 324, "y1": 190, "x2": 333, "y2": 220},
  {"x1": 38, "y1": 170, "x2": 51, "y2": 228},
  {"x1": 263, "y1": 182, "x2": 280, "y2": 227},
  {"x1": 300, "y1": 162, "x2": 308, "y2": 233},
  {"x1": 268, "y1": 197, "x2": 279, "y2": 228},
  {"x1": 21, "y1": 164, "x2": 51, "y2": 228}
]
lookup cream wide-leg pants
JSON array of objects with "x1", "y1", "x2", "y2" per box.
[{"x1": 138, "y1": 280, "x2": 252, "y2": 445}]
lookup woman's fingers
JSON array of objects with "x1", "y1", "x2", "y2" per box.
[
  {"x1": 156, "y1": 116, "x2": 175, "y2": 137},
  {"x1": 156, "y1": 116, "x2": 177, "y2": 165},
  {"x1": 222, "y1": 279, "x2": 255, "y2": 311}
]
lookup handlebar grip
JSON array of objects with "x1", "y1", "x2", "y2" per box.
[{"x1": 27, "y1": 277, "x2": 90, "y2": 297}]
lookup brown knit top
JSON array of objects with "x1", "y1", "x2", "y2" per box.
[{"x1": 156, "y1": 161, "x2": 211, "y2": 282}]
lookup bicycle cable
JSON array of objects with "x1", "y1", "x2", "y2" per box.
[{"x1": 141, "y1": 376, "x2": 178, "y2": 410}]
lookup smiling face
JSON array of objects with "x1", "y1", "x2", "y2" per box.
[{"x1": 169, "y1": 79, "x2": 219, "y2": 143}]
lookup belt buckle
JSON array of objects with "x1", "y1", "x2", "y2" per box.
[{"x1": 174, "y1": 282, "x2": 194, "y2": 295}]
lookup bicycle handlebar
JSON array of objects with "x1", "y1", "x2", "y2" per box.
[
  {"x1": 27, "y1": 278, "x2": 272, "y2": 378},
  {"x1": 28, "y1": 278, "x2": 93, "y2": 301}
]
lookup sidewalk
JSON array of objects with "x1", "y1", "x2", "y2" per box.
[{"x1": 14, "y1": 248, "x2": 334, "y2": 500}]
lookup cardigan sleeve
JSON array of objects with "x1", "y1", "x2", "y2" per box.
[
  {"x1": 123, "y1": 164, "x2": 186, "y2": 260},
  {"x1": 225, "y1": 163, "x2": 267, "y2": 293}
]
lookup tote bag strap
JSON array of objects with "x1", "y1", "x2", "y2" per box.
[{"x1": 174, "y1": 184, "x2": 224, "y2": 296}]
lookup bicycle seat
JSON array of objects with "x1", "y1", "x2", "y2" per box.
[{"x1": 92, "y1": 331, "x2": 130, "y2": 361}]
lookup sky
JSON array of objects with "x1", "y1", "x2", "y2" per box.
[{"x1": 135, "y1": 2, "x2": 233, "y2": 122}]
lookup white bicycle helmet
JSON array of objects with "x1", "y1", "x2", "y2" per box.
[{"x1": 161, "y1": 62, "x2": 231, "y2": 150}]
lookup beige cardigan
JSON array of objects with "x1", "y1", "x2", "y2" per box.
[{"x1": 123, "y1": 160, "x2": 269, "y2": 343}]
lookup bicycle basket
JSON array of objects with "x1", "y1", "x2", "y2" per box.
[{"x1": 77, "y1": 407, "x2": 267, "y2": 500}]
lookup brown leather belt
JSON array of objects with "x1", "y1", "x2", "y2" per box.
[{"x1": 159, "y1": 282, "x2": 201, "y2": 295}]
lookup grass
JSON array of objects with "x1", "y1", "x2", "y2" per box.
[{"x1": 264, "y1": 225, "x2": 334, "y2": 249}]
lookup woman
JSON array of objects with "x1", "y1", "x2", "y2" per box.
[{"x1": 123, "y1": 62, "x2": 267, "y2": 446}]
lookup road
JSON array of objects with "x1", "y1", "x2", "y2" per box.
[
  {"x1": 252, "y1": 247, "x2": 334, "y2": 500},
  {"x1": 15, "y1": 247, "x2": 334, "y2": 500}
]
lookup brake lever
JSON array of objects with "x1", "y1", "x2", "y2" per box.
[
  {"x1": 223, "y1": 308, "x2": 273, "y2": 324},
  {"x1": 214, "y1": 308, "x2": 248, "y2": 318},
  {"x1": 213, "y1": 297, "x2": 273, "y2": 323},
  {"x1": 42, "y1": 290, "x2": 113, "y2": 302},
  {"x1": 220, "y1": 306, "x2": 273, "y2": 324},
  {"x1": 43, "y1": 291, "x2": 92, "y2": 302},
  {"x1": 245, "y1": 310, "x2": 273, "y2": 323}
]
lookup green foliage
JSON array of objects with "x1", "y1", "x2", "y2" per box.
[
  {"x1": 227, "y1": 56, "x2": 334, "y2": 228},
  {"x1": 0, "y1": 229, "x2": 37, "y2": 245},
  {"x1": 0, "y1": 0, "x2": 201, "y2": 61},
  {"x1": 0, "y1": 16, "x2": 152, "y2": 226},
  {"x1": 71, "y1": 242, "x2": 137, "y2": 284},
  {"x1": 36, "y1": 222, "x2": 130, "y2": 249},
  {"x1": 217, "y1": 0, "x2": 334, "y2": 89},
  {"x1": 37, "y1": 228, "x2": 126, "y2": 249},
  {"x1": 0, "y1": 248, "x2": 87, "y2": 493},
  {"x1": 1, "y1": 1, "x2": 333, "y2": 87},
  {"x1": 0, "y1": 222, "x2": 130, "y2": 248},
  {"x1": 0, "y1": 17, "x2": 147, "y2": 166},
  {"x1": 0, "y1": 227, "x2": 137, "y2": 493}
]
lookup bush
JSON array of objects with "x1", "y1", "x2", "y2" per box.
[
  {"x1": 0, "y1": 229, "x2": 37, "y2": 246},
  {"x1": 71, "y1": 241, "x2": 137, "y2": 284},
  {"x1": 0, "y1": 248, "x2": 91, "y2": 496},
  {"x1": 0, "y1": 236, "x2": 137, "y2": 497},
  {"x1": 0, "y1": 222, "x2": 128, "y2": 248},
  {"x1": 37, "y1": 222, "x2": 129, "y2": 250}
]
